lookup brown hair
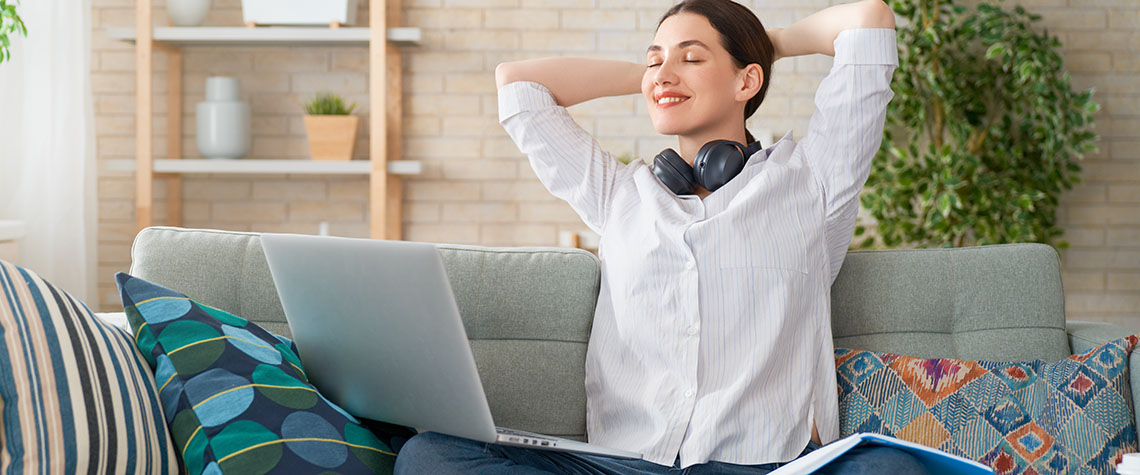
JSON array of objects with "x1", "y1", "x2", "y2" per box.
[{"x1": 658, "y1": 0, "x2": 774, "y2": 144}]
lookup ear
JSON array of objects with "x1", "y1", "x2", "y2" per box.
[{"x1": 735, "y1": 63, "x2": 763, "y2": 103}]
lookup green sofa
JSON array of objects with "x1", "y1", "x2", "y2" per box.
[{"x1": 124, "y1": 226, "x2": 1140, "y2": 444}]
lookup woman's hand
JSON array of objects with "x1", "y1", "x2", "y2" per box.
[
  {"x1": 496, "y1": 58, "x2": 644, "y2": 108},
  {"x1": 766, "y1": 0, "x2": 894, "y2": 59}
]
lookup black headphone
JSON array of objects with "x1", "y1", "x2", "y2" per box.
[{"x1": 652, "y1": 139, "x2": 765, "y2": 195}]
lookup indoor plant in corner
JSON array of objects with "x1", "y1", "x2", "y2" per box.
[
  {"x1": 856, "y1": 0, "x2": 1099, "y2": 250},
  {"x1": 304, "y1": 92, "x2": 359, "y2": 161}
]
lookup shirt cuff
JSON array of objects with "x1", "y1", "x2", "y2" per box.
[
  {"x1": 497, "y1": 80, "x2": 559, "y2": 123},
  {"x1": 833, "y1": 28, "x2": 898, "y2": 66}
]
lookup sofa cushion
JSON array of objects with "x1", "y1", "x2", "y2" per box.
[
  {"x1": 116, "y1": 272, "x2": 397, "y2": 474},
  {"x1": 0, "y1": 260, "x2": 179, "y2": 473},
  {"x1": 835, "y1": 336, "x2": 1140, "y2": 474},
  {"x1": 129, "y1": 226, "x2": 600, "y2": 442}
]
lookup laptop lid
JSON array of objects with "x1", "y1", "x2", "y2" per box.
[{"x1": 259, "y1": 233, "x2": 499, "y2": 443}]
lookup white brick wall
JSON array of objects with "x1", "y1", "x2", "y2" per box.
[
  {"x1": 1040, "y1": 3, "x2": 1140, "y2": 328},
  {"x1": 92, "y1": 0, "x2": 1140, "y2": 331}
]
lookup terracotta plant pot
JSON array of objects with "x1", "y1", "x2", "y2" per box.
[{"x1": 304, "y1": 115, "x2": 359, "y2": 161}]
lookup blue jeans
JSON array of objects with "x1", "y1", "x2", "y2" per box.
[{"x1": 393, "y1": 432, "x2": 929, "y2": 475}]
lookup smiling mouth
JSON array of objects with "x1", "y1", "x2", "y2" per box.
[{"x1": 657, "y1": 96, "x2": 690, "y2": 108}]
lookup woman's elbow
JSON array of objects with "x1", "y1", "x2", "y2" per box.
[
  {"x1": 495, "y1": 62, "x2": 516, "y2": 89},
  {"x1": 860, "y1": 0, "x2": 896, "y2": 29}
]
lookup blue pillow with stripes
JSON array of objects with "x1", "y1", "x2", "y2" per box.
[
  {"x1": 115, "y1": 272, "x2": 397, "y2": 475},
  {"x1": 0, "y1": 259, "x2": 179, "y2": 473}
]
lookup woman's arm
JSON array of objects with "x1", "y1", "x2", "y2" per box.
[
  {"x1": 495, "y1": 58, "x2": 644, "y2": 108},
  {"x1": 768, "y1": 0, "x2": 895, "y2": 61}
]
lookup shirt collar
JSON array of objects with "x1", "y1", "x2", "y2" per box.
[{"x1": 745, "y1": 130, "x2": 795, "y2": 168}]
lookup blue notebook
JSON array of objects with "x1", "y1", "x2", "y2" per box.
[{"x1": 770, "y1": 433, "x2": 994, "y2": 474}]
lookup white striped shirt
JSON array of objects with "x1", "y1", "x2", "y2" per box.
[{"x1": 497, "y1": 28, "x2": 897, "y2": 468}]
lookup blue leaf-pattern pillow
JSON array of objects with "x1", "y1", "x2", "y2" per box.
[
  {"x1": 836, "y1": 335, "x2": 1140, "y2": 475},
  {"x1": 116, "y1": 272, "x2": 397, "y2": 474}
]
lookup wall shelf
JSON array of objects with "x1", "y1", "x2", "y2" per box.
[
  {"x1": 104, "y1": 159, "x2": 422, "y2": 175},
  {"x1": 121, "y1": 0, "x2": 412, "y2": 239},
  {"x1": 107, "y1": 26, "x2": 421, "y2": 46}
]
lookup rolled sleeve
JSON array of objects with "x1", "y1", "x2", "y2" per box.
[
  {"x1": 833, "y1": 28, "x2": 899, "y2": 66},
  {"x1": 497, "y1": 80, "x2": 560, "y2": 123},
  {"x1": 497, "y1": 81, "x2": 626, "y2": 233}
]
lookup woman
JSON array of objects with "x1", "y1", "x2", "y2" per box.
[{"x1": 395, "y1": 0, "x2": 923, "y2": 473}]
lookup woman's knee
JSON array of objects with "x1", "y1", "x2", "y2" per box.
[
  {"x1": 394, "y1": 432, "x2": 486, "y2": 474},
  {"x1": 820, "y1": 445, "x2": 928, "y2": 475},
  {"x1": 399, "y1": 432, "x2": 454, "y2": 457},
  {"x1": 871, "y1": 447, "x2": 927, "y2": 474}
]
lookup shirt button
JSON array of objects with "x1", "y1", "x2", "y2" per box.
[
  {"x1": 684, "y1": 259, "x2": 695, "y2": 271},
  {"x1": 684, "y1": 390, "x2": 695, "y2": 398},
  {"x1": 686, "y1": 326, "x2": 698, "y2": 336}
]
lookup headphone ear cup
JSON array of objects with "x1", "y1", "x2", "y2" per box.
[
  {"x1": 652, "y1": 148, "x2": 697, "y2": 196},
  {"x1": 693, "y1": 140, "x2": 746, "y2": 192}
]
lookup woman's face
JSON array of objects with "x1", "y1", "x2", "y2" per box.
[{"x1": 643, "y1": 12, "x2": 748, "y2": 138}]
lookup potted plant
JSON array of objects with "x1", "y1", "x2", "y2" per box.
[
  {"x1": 856, "y1": 0, "x2": 1099, "y2": 250},
  {"x1": 303, "y1": 92, "x2": 359, "y2": 161}
]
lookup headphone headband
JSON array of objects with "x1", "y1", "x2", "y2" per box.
[{"x1": 742, "y1": 140, "x2": 765, "y2": 160}]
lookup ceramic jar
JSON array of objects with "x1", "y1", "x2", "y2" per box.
[
  {"x1": 167, "y1": 0, "x2": 212, "y2": 27},
  {"x1": 196, "y1": 77, "x2": 250, "y2": 160}
]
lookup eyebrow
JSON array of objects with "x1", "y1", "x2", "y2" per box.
[{"x1": 646, "y1": 40, "x2": 711, "y2": 55}]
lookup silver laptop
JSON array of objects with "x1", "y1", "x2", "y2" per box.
[{"x1": 259, "y1": 233, "x2": 641, "y2": 460}]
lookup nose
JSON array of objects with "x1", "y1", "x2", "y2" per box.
[{"x1": 653, "y1": 59, "x2": 677, "y2": 86}]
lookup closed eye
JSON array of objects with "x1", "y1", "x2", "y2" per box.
[{"x1": 648, "y1": 60, "x2": 702, "y2": 68}]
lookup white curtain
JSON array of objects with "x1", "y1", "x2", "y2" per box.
[{"x1": 0, "y1": 0, "x2": 97, "y2": 303}]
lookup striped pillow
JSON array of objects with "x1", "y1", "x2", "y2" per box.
[{"x1": 0, "y1": 259, "x2": 179, "y2": 473}]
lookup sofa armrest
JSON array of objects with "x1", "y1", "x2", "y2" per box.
[
  {"x1": 1067, "y1": 320, "x2": 1136, "y2": 354},
  {"x1": 1067, "y1": 320, "x2": 1140, "y2": 441},
  {"x1": 95, "y1": 312, "x2": 130, "y2": 333}
]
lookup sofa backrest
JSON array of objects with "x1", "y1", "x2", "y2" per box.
[
  {"x1": 129, "y1": 226, "x2": 598, "y2": 441},
  {"x1": 129, "y1": 227, "x2": 1073, "y2": 443},
  {"x1": 829, "y1": 243, "x2": 1070, "y2": 362}
]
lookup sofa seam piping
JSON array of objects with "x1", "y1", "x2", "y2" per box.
[{"x1": 836, "y1": 325, "x2": 1066, "y2": 338}]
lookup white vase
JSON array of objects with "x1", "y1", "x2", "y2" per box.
[
  {"x1": 196, "y1": 77, "x2": 250, "y2": 160},
  {"x1": 167, "y1": 0, "x2": 212, "y2": 27}
]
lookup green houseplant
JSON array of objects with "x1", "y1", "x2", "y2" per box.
[
  {"x1": 855, "y1": 0, "x2": 1099, "y2": 249},
  {"x1": 303, "y1": 92, "x2": 359, "y2": 161},
  {"x1": 0, "y1": 0, "x2": 26, "y2": 64},
  {"x1": 304, "y1": 92, "x2": 356, "y2": 116}
]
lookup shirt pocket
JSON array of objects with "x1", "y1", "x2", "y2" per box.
[{"x1": 712, "y1": 220, "x2": 814, "y2": 275}]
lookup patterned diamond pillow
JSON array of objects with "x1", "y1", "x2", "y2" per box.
[
  {"x1": 836, "y1": 336, "x2": 1140, "y2": 475},
  {"x1": 0, "y1": 260, "x2": 179, "y2": 473},
  {"x1": 116, "y1": 272, "x2": 397, "y2": 474}
]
